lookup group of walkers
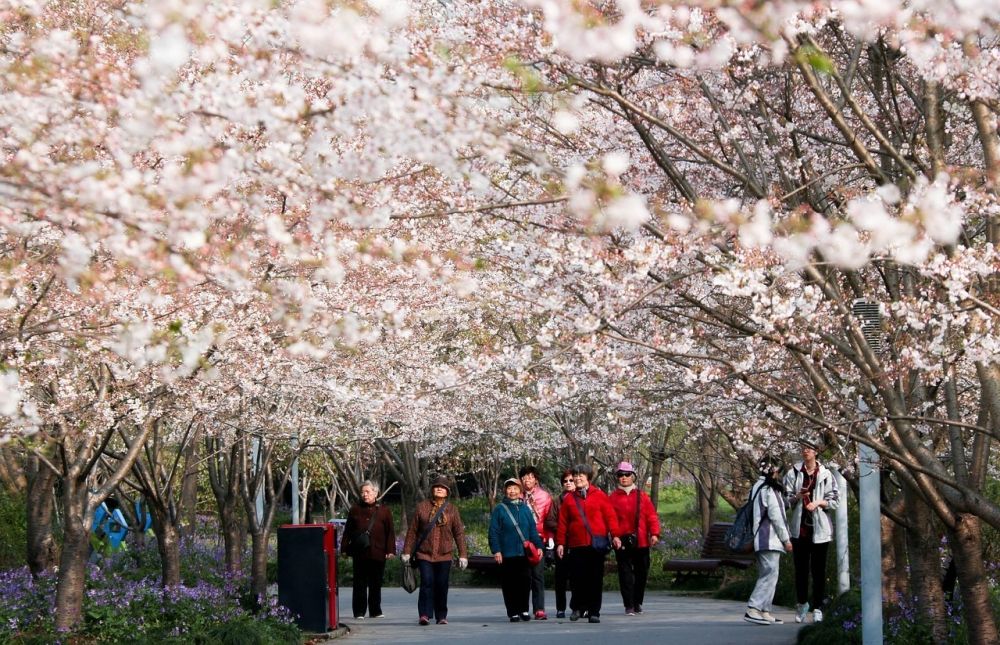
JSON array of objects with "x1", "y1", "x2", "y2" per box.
[
  {"x1": 744, "y1": 443, "x2": 840, "y2": 626},
  {"x1": 341, "y1": 462, "x2": 661, "y2": 626},
  {"x1": 340, "y1": 444, "x2": 837, "y2": 629},
  {"x1": 487, "y1": 462, "x2": 660, "y2": 624}
]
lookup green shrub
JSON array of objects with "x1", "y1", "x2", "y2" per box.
[
  {"x1": 797, "y1": 590, "x2": 862, "y2": 645},
  {"x1": 0, "y1": 488, "x2": 28, "y2": 570}
]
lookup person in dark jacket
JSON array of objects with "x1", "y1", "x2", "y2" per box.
[
  {"x1": 402, "y1": 476, "x2": 468, "y2": 625},
  {"x1": 551, "y1": 468, "x2": 576, "y2": 618},
  {"x1": 341, "y1": 480, "x2": 396, "y2": 619},
  {"x1": 489, "y1": 477, "x2": 544, "y2": 622},
  {"x1": 555, "y1": 463, "x2": 621, "y2": 623}
]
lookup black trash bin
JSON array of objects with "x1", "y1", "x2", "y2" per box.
[{"x1": 277, "y1": 524, "x2": 338, "y2": 633}]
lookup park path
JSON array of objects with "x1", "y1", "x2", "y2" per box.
[{"x1": 333, "y1": 587, "x2": 804, "y2": 644}]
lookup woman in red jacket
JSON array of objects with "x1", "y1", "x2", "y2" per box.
[
  {"x1": 556, "y1": 463, "x2": 621, "y2": 623},
  {"x1": 608, "y1": 461, "x2": 660, "y2": 616}
]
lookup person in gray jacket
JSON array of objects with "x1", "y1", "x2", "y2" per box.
[
  {"x1": 784, "y1": 442, "x2": 840, "y2": 624},
  {"x1": 745, "y1": 456, "x2": 793, "y2": 626}
]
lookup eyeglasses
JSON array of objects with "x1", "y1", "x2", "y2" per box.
[
  {"x1": 562, "y1": 479, "x2": 573, "y2": 484},
  {"x1": 616, "y1": 472, "x2": 634, "y2": 477}
]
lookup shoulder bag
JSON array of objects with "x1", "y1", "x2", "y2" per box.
[
  {"x1": 500, "y1": 503, "x2": 543, "y2": 566},
  {"x1": 572, "y1": 494, "x2": 610, "y2": 553}
]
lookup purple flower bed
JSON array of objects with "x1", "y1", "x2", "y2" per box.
[{"x1": 0, "y1": 540, "x2": 298, "y2": 643}]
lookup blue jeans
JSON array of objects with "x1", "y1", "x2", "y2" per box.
[{"x1": 417, "y1": 559, "x2": 451, "y2": 620}]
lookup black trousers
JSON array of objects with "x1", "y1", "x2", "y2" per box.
[
  {"x1": 615, "y1": 547, "x2": 651, "y2": 609},
  {"x1": 500, "y1": 556, "x2": 531, "y2": 617},
  {"x1": 568, "y1": 546, "x2": 606, "y2": 617},
  {"x1": 351, "y1": 556, "x2": 386, "y2": 618},
  {"x1": 791, "y1": 537, "x2": 829, "y2": 609},
  {"x1": 554, "y1": 556, "x2": 570, "y2": 612}
]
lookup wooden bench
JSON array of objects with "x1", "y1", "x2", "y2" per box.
[
  {"x1": 466, "y1": 554, "x2": 500, "y2": 573},
  {"x1": 662, "y1": 522, "x2": 755, "y2": 584}
]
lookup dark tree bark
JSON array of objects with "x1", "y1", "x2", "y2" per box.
[
  {"x1": 25, "y1": 454, "x2": 58, "y2": 576},
  {"x1": 207, "y1": 437, "x2": 244, "y2": 574},
  {"x1": 53, "y1": 477, "x2": 91, "y2": 632},
  {"x1": 179, "y1": 427, "x2": 202, "y2": 539},
  {"x1": 949, "y1": 514, "x2": 1000, "y2": 644},
  {"x1": 902, "y1": 493, "x2": 947, "y2": 643}
]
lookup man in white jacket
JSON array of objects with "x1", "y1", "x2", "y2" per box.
[
  {"x1": 783, "y1": 442, "x2": 840, "y2": 623},
  {"x1": 745, "y1": 457, "x2": 793, "y2": 626}
]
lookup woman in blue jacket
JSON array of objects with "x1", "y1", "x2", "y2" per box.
[{"x1": 489, "y1": 477, "x2": 543, "y2": 622}]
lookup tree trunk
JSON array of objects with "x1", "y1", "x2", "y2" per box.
[
  {"x1": 25, "y1": 457, "x2": 58, "y2": 576},
  {"x1": 179, "y1": 432, "x2": 201, "y2": 539},
  {"x1": 220, "y1": 500, "x2": 243, "y2": 574},
  {"x1": 153, "y1": 517, "x2": 182, "y2": 588},
  {"x1": 948, "y1": 514, "x2": 999, "y2": 644},
  {"x1": 207, "y1": 438, "x2": 244, "y2": 574},
  {"x1": 904, "y1": 494, "x2": 948, "y2": 643},
  {"x1": 53, "y1": 482, "x2": 91, "y2": 632},
  {"x1": 648, "y1": 455, "x2": 663, "y2": 511},
  {"x1": 249, "y1": 530, "x2": 269, "y2": 602},
  {"x1": 881, "y1": 515, "x2": 908, "y2": 601},
  {"x1": 0, "y1": 445, "x2": 27, "y2": 493},
  {"x1": 696, "y1": 478, "x2": 714, "y2": 536}
]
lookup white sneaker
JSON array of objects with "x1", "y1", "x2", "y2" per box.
[
  {"x1": 795, "y1": 603, "x2": 809, "y2": 623},
  {"x1": 744, "y1": 607, "x2": 770, "y2": 625},
  {"x1": 813, "y1": 608, "x2": 824, "y2": 623},
  {"x1": 761, "y1": 611, "x2": 783, "y2": 624}
]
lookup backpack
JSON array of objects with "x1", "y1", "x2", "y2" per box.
[{"x1": 724, "y1": 485, "x2": 764, "y2": 554}]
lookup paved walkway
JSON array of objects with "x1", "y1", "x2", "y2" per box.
[{"x1": 334, "y1": 587, "x2": 804, "y2": 644}]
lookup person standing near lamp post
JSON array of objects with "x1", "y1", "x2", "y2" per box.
[{"x1": 784, "y1": 441, "x2": 840, "y2": 624}]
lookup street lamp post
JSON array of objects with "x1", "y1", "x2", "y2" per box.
[{"x1": 853, "y1": 299, "x2": 883, "y2": 644}]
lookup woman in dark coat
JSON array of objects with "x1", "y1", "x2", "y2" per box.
[
  {"x1": 551, "y1": 468, "x2": 575, "y2": 618},
  {"x1": 341, "y1": 480, "x2": 396, "y2": 619}
]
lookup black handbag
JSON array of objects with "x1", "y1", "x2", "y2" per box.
[
  {"x1": 350, "y1": 505, "x2": 379, "y2": 557},
  {"x1": 620, "y1": 489, "x2": 642, "y2": 550},
  {"x1": 401, "y1": 562, "x2": 418, "y2": 593}
]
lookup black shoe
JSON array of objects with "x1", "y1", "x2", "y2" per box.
[
  {"x1": 520, "y1": 613, "x2": 531, "y2": 622},
  {"x1": 588, "y1": 615, "x2": 601, "y2": 623},
  {"x1": 510, "y1": 616, "x2": 520, "y2": 623},
  {"x1": 634, "y1": 605, "x2": 642, "y2": 614},
  {"x1": 569, "y1": 610, "x2": 581, "y2": 621},
  {"x1": 556, "y1": 611, "x2": 566, "y2": 619}
]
